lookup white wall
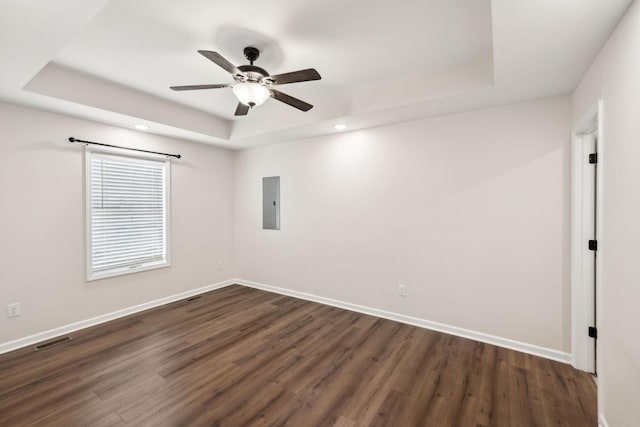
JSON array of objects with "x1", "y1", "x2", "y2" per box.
[
  {"x1": 234, "y1": 96, "x2": 572, "y2": 353},
  {"x1": 0, "y1": 94, "x2": 575, "y2": 363},
  {"x1": 573, "y1": 1, "x2": 640, "y2": 425},
  {"x1": 0, "y1": 102, "x2": 234, "y2": 345}
]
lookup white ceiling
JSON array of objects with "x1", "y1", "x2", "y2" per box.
[{"x1": 0, "y1": 0, "x2": 633, "y2": 149}]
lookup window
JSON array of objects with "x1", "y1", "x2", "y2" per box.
[{"x1": 86, "y1": 148, "x2": 170, "y2": 281}]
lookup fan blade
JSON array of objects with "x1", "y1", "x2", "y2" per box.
[
  {"x1": 170, "y1": 84, "x2": 229, "y2": 91},
  {"x1": 198, "y1": 50, "x2": 243, "y2": 76},
  {"x1": 270, "y1": 90, "x2": 313, "y2": 112},
  {"x1": 269, "y1": 68, "x2": 321, "y2": 85},
  {"x1": 234, "y1": 102, "x2": 250, "y2": 116}
]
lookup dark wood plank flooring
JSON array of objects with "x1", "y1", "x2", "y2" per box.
[{"x1": 0, "y1": 285, "x2": 596, "y2": 426}]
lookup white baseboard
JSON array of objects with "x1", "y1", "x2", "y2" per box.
[
  {"x1": 235, "y1": 279, "x2": 572, "y2": 364},
  {"x1": 1, "y1": 278, "x2": 572, "y2": 365},
  {"x1": 599, "y1": 415, "x2": 610, "y2": 427},
  {"x1": 0, "y1": 279, "x2": 236, "y2": 355}
]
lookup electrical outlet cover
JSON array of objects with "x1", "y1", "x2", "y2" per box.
[{"x1": 7, "y1": 303, "x2": 21, "y2": 318}]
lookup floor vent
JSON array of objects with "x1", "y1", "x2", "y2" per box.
[
  {"x1": 186, "y1": 295, "x2": 202, "y2": 302},
  {"x1": 34, "y1": 336, "x2": 72, "y2": 351}
]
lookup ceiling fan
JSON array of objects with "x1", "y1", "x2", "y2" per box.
[{"x1": 170, "y1": 47, "x2": 321, "y2": 116}]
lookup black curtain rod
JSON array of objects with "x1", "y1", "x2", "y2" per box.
[{"x1": 68, "y1": 137, "x2": 181, "y2": 159}]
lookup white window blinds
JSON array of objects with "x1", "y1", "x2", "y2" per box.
[{"x1": 87, "y1": 150, "x2": 170, "y2": 280}]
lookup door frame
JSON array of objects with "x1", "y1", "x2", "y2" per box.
[{"x1": 571, "y1": 100, "x2": 603, "y2": 373}]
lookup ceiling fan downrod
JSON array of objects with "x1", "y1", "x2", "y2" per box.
[{"x1": 243, "y1": 46, "x2": 260, "y2": 66}]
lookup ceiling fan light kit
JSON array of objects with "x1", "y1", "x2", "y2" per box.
[
  {"x1": 170, "y1": 46, "x2": 321, "y2": 116},
  {"x1": 233, "y1": 82, "x2": 270, "y2": 107}
]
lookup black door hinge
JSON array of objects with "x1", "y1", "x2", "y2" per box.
[
  {"x1": 589, "y1": 153, "x2": 598, "y2": 164},
  {"x1": 588, "y1": 326, "x2": 598, "y2": 339},
  {"x1": 588, "y1": 240, "x2": 598, "y2": 251}
]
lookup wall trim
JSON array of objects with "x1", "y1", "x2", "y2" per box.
[
  {"x1": 236, "y1": 279, "x2": 572, "y2": 364},
  {"x1": 0, "y1": 279, "x2": 236, "y2": 355},
  {"x1": 599, "y1": 414, "x2": 610, "y2": 427}
]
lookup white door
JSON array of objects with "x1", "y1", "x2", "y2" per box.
[{"x1": 572, "y1": 132, "x2": 597, "y2": 373}]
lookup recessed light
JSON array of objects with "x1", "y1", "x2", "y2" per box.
[
  {"x1": 334, "y1": 123, "x2": 347, "y2": 131},
  {"x1": 134, "y1": 124, "x2": 149, "y2": 131}
]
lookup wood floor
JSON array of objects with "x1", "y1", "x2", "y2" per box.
[{"x1": 0, "y1": 285, "x2": 596, "y2": 426}]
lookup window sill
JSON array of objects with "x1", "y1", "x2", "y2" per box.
[{"x1": 86, "y1": 261, "x2": 170, "y2": 282}]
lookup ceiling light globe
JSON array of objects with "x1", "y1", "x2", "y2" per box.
[{"x1": 233, "y1": 83, "x2": 270, "y2": 108}]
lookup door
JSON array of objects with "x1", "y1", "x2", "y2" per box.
[
  {"x1": 582, "y1": 133, "x2": 598, "y2": 374},
  {"x1": 581, "y1": 132, "x2": 597, "y2": 373},
  {"x1": 571, "y1": 103, "x2": 602, "y2": 374}
]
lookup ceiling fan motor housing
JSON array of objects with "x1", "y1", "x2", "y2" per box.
[
  {"x1": 237, "y1": 65, "x2": 270, "y2": 83},
  {"x1": 237, "y1": 47, "x2": 272, "y2": 84}
]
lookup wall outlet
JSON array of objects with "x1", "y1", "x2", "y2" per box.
[
  {"x1": 217, "y1": 260, "x2": 223, "y2": 271},
  {"x1": 398, "y1": 284, "x2": 407, "y2": 297},
  {"x1": 7, "y1": 303, "x2": 21, "y2": 318}
]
